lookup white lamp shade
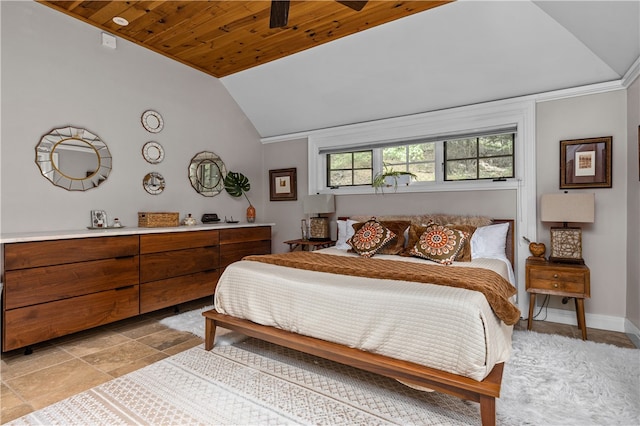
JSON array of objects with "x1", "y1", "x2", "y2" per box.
[
  {"x1": 303, "y1": 194, "x2": 335, "y2": 215},
  {"x1": 540, "y1": 193, "x2": 595, "y2": 224}
]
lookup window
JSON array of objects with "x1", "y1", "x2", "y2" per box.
[
  {"x1": 327, "y1": 150, "x2": 372, "y2": 187},
  {"x1": 382, "y1": 143, "x2": 436, "y2": 182},
  {"x1": 323, "y1": 131, "x2": 514, "y2": 188},
  {"x1": 444, "y1": 133, "x2": 514, "y2": 181}
]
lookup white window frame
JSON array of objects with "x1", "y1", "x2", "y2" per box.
[{"x1": 309, "y1": 100, "x2": 529, "y2": 196}]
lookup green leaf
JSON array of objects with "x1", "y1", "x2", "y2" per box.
[{"x1": 224, "y1": 171, "x2": 251, "y2": 198}]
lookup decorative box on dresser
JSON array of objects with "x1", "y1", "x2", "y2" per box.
[
  {"x1": 526, "y1": 259, "x2": 590, "y2": 340},
  {"x1": 1, "y1": 224, "x2": 272, "y2": 352}
]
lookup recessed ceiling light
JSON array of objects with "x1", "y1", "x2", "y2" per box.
[{"x1": 112, "y1": 16, "x2": 129, "y2": 26}]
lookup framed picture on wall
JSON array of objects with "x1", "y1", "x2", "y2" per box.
[
  {"x1": 560, "y1": 136, "x2": 612, "y2": 189},
  {"x1": 269, "y1": 168, "x2": 297, "y2": 201}
]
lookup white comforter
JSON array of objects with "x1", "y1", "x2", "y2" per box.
[{"x1": 214, "y1": 248, "x2": 515, "y2": 381}]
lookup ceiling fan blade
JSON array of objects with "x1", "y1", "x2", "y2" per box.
[
  {"x1": 336, "y1": 1, "x2": 368, "y2": 11},
  {"x1": 270, "y1": 0, "x2": 290, "y2": 28}
]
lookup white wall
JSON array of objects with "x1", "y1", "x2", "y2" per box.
[
  {"x1": 536, "y1": 90, "x2": 628, "y2": 323},
  {"x1": 1, "y1": 2, "x2": 263, "y2": 234},
  {"x1": 626, "y1": 76, "x2": 640, "y2": 331}
]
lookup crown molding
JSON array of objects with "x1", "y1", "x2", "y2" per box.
[{"x1": 622, "y1": 56, "x2": 640, "y2": 88}]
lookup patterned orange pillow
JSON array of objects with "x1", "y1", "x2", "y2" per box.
[
  {"x1": 347, "y1": 218, "x2": 396, "y2": 258},
  {"x1": 351, "y1": 220, "x2": 410, "y2": 255},
  {"x1": 407, "y1": 223, "x2": 467, "y2": 265},
  {"x1": 447, "y1": 224, "x2": 476, "y2": 262}
]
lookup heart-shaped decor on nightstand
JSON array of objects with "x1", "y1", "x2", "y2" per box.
[{"x1": 528, "y1": 242, "x2": 546, "y2": 259}]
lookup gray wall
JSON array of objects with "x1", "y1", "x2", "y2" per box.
[
  {"x1": 261, "y1": 135, "x2": 516, "y2": 255},
  {"x1": 627, "y1": 77, "x2": 640, "y2": 330},
  {"x1": 1, "y1": 1, "x2": 263, "y2": 234},
  {"x1": 536, "y1": 90, "x2": 629, "y2": 320}
]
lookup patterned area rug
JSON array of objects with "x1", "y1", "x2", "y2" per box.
[{"x1": 8, "y1": 307, "x2": 640, "y2": 426}]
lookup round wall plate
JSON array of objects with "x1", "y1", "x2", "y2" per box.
[
  {"x1": 142, "y1": 172, "x2": 165, "y2": 195},
  {"x1": 142, "y1": 141, "x2": 165, "y2": 164},
  {"x1": 141, "y1": 110, "x2": 164, "y2": 133}
]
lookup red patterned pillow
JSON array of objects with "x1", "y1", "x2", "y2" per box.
[
  {"x1": 347, "y1": 218, "x2": 396, "y2": 258},
  {"x1": 408, "y1": 224, "x2": 467, "y2": 265}
]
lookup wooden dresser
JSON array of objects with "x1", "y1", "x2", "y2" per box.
[{"x1": 1, "y1": 224, "x2": 272, "y2": 352}]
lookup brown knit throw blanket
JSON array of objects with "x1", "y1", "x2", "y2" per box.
[{"x1": 244, "y1": 252, "x2": 520, "y2": 325}]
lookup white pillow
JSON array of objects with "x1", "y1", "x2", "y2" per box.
[
  {"x1": 335, "y1": 219, "x2": 359, "y2": 250},
  {"x1": 471, "y1": 222, "x2": 509, "y2": 259}
]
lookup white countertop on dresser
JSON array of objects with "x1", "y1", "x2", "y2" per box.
[{"x1": 1, "y1": 222, "x2": 275, "y2": 244}]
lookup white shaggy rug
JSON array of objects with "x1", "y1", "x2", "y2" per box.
[
  {"x1": 8, "y1": 308, "x2": 639, "y2": 426},
  {"x1": 160, "y1": 306, "x2": 640, "y2": 426}
]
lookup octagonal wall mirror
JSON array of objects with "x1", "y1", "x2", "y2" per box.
[
  {"x1": 35, "y1": 126, "x2": 112, "y2": 191},
  {"x1": 188, "y1": 151, "x2": 226, "y2": 197}
]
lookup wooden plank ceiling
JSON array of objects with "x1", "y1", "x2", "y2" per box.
[{"x1": 38, "y1": 1, "x2": 453, "y2": 78}]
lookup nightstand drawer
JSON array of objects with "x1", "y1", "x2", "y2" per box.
[
  {"x1": 529, "y1": 268, "x2": 585, "y2": 283},
  {"x1": 528, "y1": 276, "x2": 585, "y2": 293}
]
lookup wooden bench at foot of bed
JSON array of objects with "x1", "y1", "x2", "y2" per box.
[{"x1": 203, "y1": 309, "x2": 503, "y2": 426}]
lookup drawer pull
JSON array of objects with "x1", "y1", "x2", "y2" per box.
[
  {"x1": 116, "y1": 255, "x2": 135, "y2": 260},
  {"x1": 553, "y1": 274, "x2": 559, "y2": 278},
  {"x1": 553, "y1": 283, "x2": 559, "y2": 288},
  {"x1": 115, "y1": 285, "x2": 135, "y2": 291}
]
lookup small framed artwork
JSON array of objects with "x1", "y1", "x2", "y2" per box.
[
  {"x1": 560, "y1": 136, "x2": 612, "y2": 189},
  {"x1": 269, "y1": 168, "x2": 297, "y2": 201}
]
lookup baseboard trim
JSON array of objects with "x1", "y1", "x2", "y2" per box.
[
  {"x1": 624, "y1": 319, "x2": 640, "y2": 348},
  {"x1": 539, "y1": 307, "x2": 626, "y2": 333}
]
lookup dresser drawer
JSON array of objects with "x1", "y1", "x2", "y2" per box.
[
  {"x1": 140, "y1": 246, "x2": 219, "y2": 283},
  {"x1": 220, "y1": 226, "x2": 271, "y2": 244},
  {"x1": 140, "y1": 270, "x2": 219, "y2": 313},
  {"x1": 4, "y1": 256, "x2": 139, "y2": 310},
  {"x1": 140, "y1": 231, "x2": 219, "y2": 254},
  {"x1": 2, "y1": 285, "x2": 139, "y2": 351},
  {"x1": 4, "y1": 235, "x2": 139, "y2": 270},
  {"x1": 220, "y1": 240, "x2": 271, "y2": 269}
]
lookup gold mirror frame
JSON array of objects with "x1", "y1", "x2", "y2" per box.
[
  {"x1": 35, "y1": 126, "x2": 112, "y2": 191},
  {"x1": 188, "y1": 151, "x2": 227, "y2": 197}
]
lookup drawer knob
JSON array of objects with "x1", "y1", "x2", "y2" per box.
[
  {"x1": 554, "y1": 283, "x2": 559, "y2": 288},
  {"x1": 553, "y1": 274, "x2": 559, "y2": 278}
]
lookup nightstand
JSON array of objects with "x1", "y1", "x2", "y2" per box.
[
  {"x1": 526, "y1": 259, "x2": 590, "y2": 340},
  {"x1": 284, "y1": 239, "x2": 336, "y2": 252}
]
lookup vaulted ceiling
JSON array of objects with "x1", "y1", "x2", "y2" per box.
[
  {"x1": 39, "y1": 1, "x2": 640, "y2": 138},
  {"x1": 39, "y1": 1, "x2": 451, "y2": 78}
]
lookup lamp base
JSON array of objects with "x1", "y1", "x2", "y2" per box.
[
  {"x1": 309, "y1": 216, "x2": 330, "y2": 241},
  {"x1": 549, "y1": 226, "x2": 584, "y2": 264},
  {"x1": 549, "y1": 256, "x2": 585, "y2": 265}
]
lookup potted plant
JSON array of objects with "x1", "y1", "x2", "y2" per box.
[
  {"x1": 372, "y1": 165, "x2": 417, "y2": 194},
  {"x1": 224, "y1": 171, "x2": 255, "y2": 222}
]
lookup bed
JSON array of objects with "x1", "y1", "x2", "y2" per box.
[{"x1": 203, "y1": 215, "x2": 518, "y2": 426}]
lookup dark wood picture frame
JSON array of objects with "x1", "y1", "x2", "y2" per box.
[
  {"x1": 269, "y1": 168, "x2": 297, "y2": 201},
  {"x1": 560, "y1": 136, "x2": 612, "y2": 189}
]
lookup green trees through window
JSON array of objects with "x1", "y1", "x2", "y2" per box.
[{"x1": 326, "y1": 132, "x2": 514, "y2": 188}]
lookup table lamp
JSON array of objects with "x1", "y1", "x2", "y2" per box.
[
  {"x1": 540, "y1": 192, "x2": 595, "y2": 264},
  {"x1": 303, "y1": 194, "x2": 335, "y2": 241}
]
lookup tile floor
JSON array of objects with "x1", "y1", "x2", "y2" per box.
[{"x1": 1, "y1": 297, "x2": 637, "y2": 424}]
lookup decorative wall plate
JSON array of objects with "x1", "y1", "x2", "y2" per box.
[
  {"x1": 142, "y1": 141, "x2": 164, "y2": 164},
  {"x1": 142, "y1": 172, "x2": 165, "y2": 195},
  {"x1": 141, "y1": 110, "x2": 164, "y2": 133}
]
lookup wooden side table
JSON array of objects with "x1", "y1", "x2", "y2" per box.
[
  {"x1": 526, "y1": 259, "x2": 590, "y2": 340},
  {"x1": 284, "y1": 239, "x2": 336, "y2": 252}
]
